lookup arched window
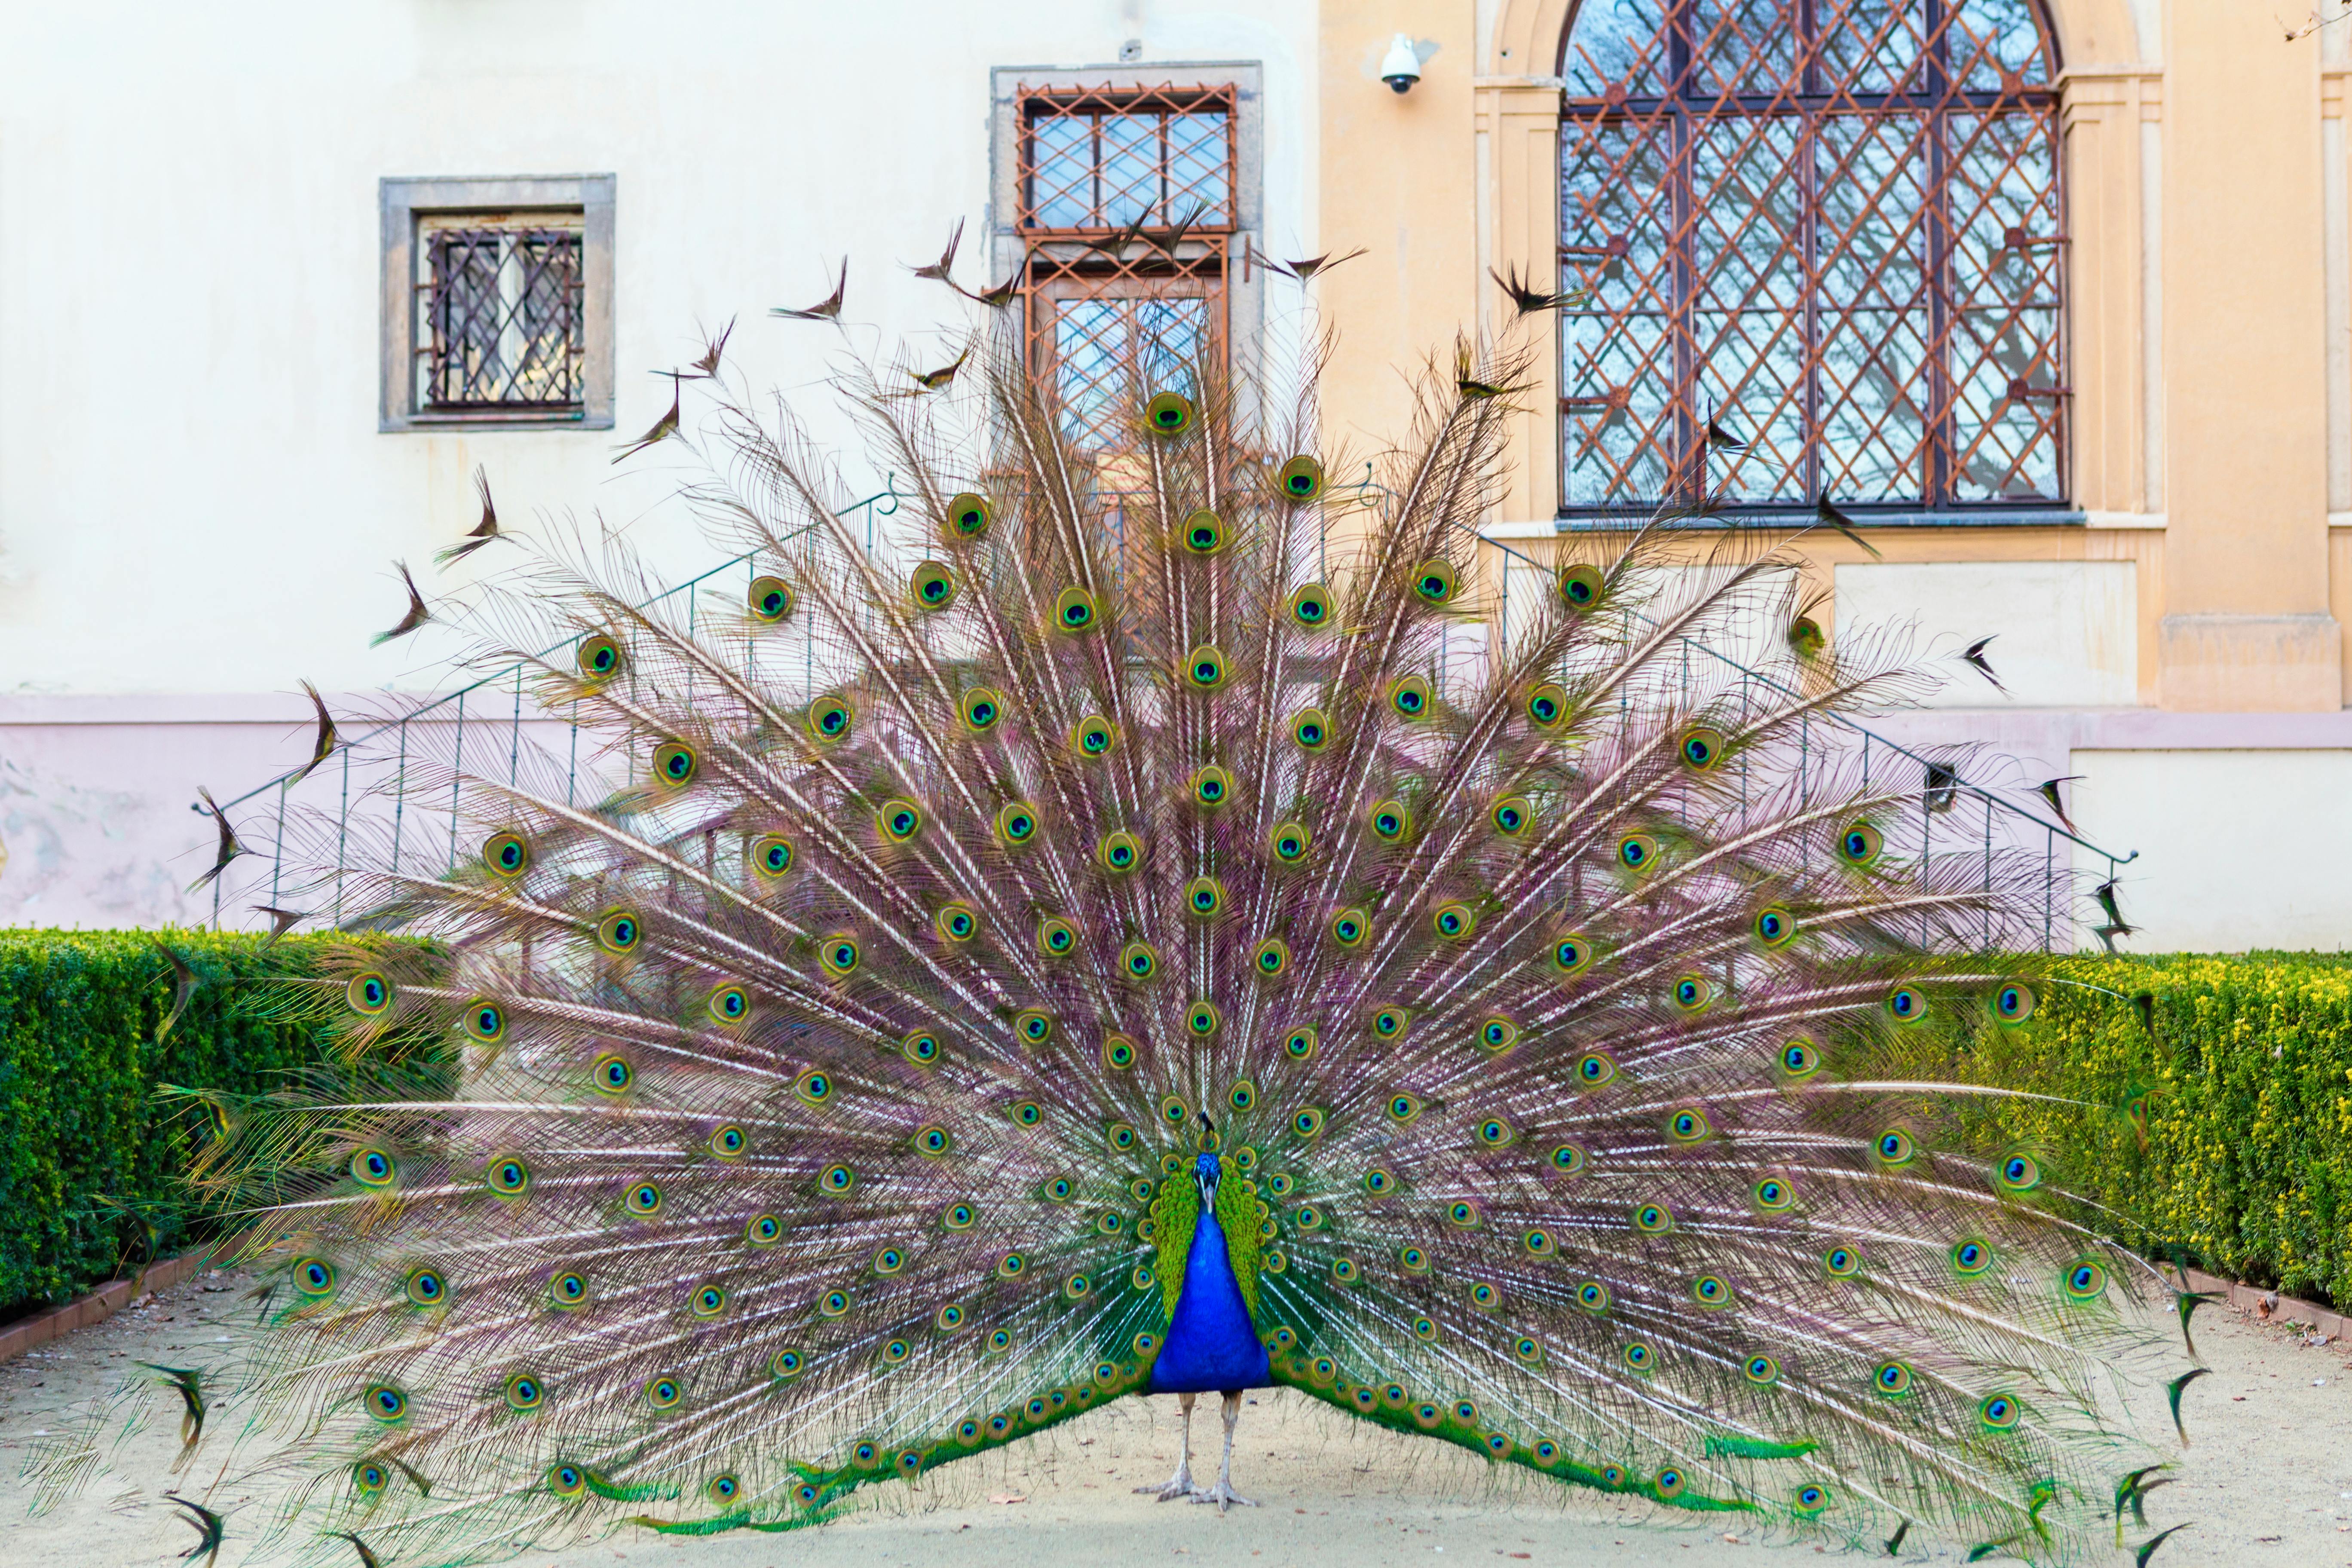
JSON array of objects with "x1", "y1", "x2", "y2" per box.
[{"x1": 1556, "y1": 0, "x2": 2064, "y2": 516}]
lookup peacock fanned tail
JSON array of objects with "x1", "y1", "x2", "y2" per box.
[{"x1": 208, "y1": 322, "x2": 2162, "y2": 1564}]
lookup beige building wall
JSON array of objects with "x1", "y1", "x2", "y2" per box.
[{"x1": 1313, "y1": 0, "x2": 2352, "y2": 948}]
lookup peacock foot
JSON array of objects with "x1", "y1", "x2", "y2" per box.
[
  {"x1": 1188, "y1": 1481, "x2": 1258, "y2": 1512},
  {"x1": 1134, "y1": 1469, "x2": 1194, "y2": 1501}
]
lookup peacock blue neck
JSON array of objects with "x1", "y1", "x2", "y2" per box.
[{"x1": 1150, "y1": 1155, "x2": 1273, "y2": 1394}]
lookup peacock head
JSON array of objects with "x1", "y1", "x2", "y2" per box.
[{"x1": 1194, "y1": 1111, "x2": 1223, "y2": 1196}]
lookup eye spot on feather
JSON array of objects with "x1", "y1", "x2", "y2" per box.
[
  {"x1": 1871, "y1": 1128, "x2": 1917, "y2": 1167},
  {"x1": 1371, "y1": 1005, "x2": 1411, "y2": 1041},
  {"x1": 2062, "y1": 1259, "x2": 2108, "y2": 1301},
  {"x1": 1228, "y1": 1080, "x2": 1258, "y2": 1113},
  {"x1": 353, "y1": 1462, "x2": 387, "y2": 1494},
  {"x1": 1477, "y1": 1016, "x2": 1519, "y2": 1054},
  {"x1": 1106, "y1": 1122, "x2": 1139, "y2": 1152},
  {"x1": 1550, "y1": 1142, "x2": 1587, "y2": 1176},
  {"x1": 1617, "y1": 833, "x2": 1659, "y2": 872},
  {"x1": 1835, "y1": 821, "x2": 1883, "y2": 866},
  {"x1": 1601, "y1": 1465, "x2": 1627, "y2": 1490},
  {"x1": 1531, "y1": 1439, "x2": 1562, "y2": 1467},
  {"x1": 483, "y1": 830, "x2": 531, "y2": 879},
  {"x1": 1525, "y1": 682, "x2": 1569, "y2": 728},
  {"x1": 1823, "y1": 1244, "x2": 1862, "y2": 1279},
  {"x1": 624, "y1": 1181, "x2": 665, "y2": 1216},
  {"x1": 459, "y1": 999, "x2": 508, "y2": 1045},
  {"x1": 1184, "y1": 1001, "x2": 1221, "y2": 1038},
  {"x1": 1475, "y1": 1115, "x2": 1515, "y2": 1148},
  {"x1": 690, "y1": 1283, "x2": 729, "y2": 1319},
  {"x1": 1751, "y1": 1175, "x2": 1793, "y2": 1212},
  {"x1": 576, "y1": 634, "x2": 622, "y2": 680},
  {"x1": 794, "y1": 1069, "x2": 832, "y2": 1107},
  {"x1": 350, "y1": 1146, "x2": 397, "y2": 1188},
  {"x1": 364, "y1": 1384, "x2": 409, "y2": 1423},
  {"x1": 1179, "y1": 507, "x2": 1227, "y2": 555},
  {"x1": 818, "y1": 1289, "x2": 853, "y2": 1319},
  {"x1": 1119, "y1": 940, "x2": 1161, "y2": 983},
  {"x1": 1011, "y1": 1101, "x2": 1045, "y2": 1128},
  {"x1": 1752, "y1": 903, "x2": 1796, "y2": 946},
  {"x1": 1367, "y1": 800, "x2": 1412, "y2": 843},
  {"x1": 294, "y1": 1257, "x2": 337, "y2": 1298},
  {"x1": 768, "y1": 1347, "x2": 807, "y2": 1382},
  {"x1": 1744, "y1": 1354, "x2": 1779, "y2": 1386},
  {"x1": 806, "y1": 693, "x2": 854, "y2": 744},
  {"x1": 548, "y1": 1464, "x2": 587, "y2": 1498},
  {"x1": 1621, "y1": 1342, "x2": 1656, "y2": 1375},
  {"x1": 1776, "y1": 1035, "x2": 1820, "y2": 1081},
  {"x1": 1432, "y1": 900, "x2": 1476, "y2": 940},
  {"x1": 1632, "y1": 1201, "x2": 1674, "y2": 1235},
  {"x1": 1290, "y1": 1106, "x2": 1327, "y2": 1139},
  {"x1": 1282, "y1": 1025, "x2": 1318, "y2": 1061},
  {"x1": 879, "y1": 1338, "x2": 913, "y2": 1367},
  {"x1": 910, "y1": 559, "x2": 958, "y2": 612},
  {"x1": 1329, "y1": 1256, "x2": 1360, "y2": 1286},
  {"x1": 934, "y1": 903, "x2": 979, "y2": 944},
  {"x1": 819, "y1": 1164, "x2": 856, "y2": 1195},
  {"x1": 1053, "y1": 585, "x2": 1099, "y2": 634},
  {"x1": 901, "y1": 1028, "x2": 943, "y2": 1066},
  {"x1": 707, "y1": 983, "x2": 750, "y2": 1027},
  {"x1": 1145, "y1": 390, "x2": 1196, "y2": 434},
  {"x1": 402, "y1": 1266, "x2": 447, "y2": 1308},
  {"x1": 347, "y1": 972, "x2": 392, "y2": 1016},
  {"x1": 1387, "y1": 674, "x2": 1432, "y2": 719},
  {"x1": 913, "y1": 1124, "x2": 952, "y2": 1156},
  {"x1": 1277, "y1": 455, "x2": 1325, "y2": 499},
  {"x1": 877, "y1": 798, "x2": 925, "y2": 843},
  {"x1": 1014, "y1": 1008, "x2": 1056, "y2": 1048},
  {"x1": 1557, "y1": 563, "x2": 1602, "y2": 608},
  {"x1": 1951, "y1": 1238, "x2": 1992, "y2": 1277},
  {"x1": 551, "y1": 1271, "x2": 590, "y2": 1308},
  {"x1": 1885, "y1": 984, "x2": 1927, "y2": 1024},
  {"x1": 1069, "y1": 714, "x2": 1116, "y2": 758},
  {"x1": 1288, "y1": 709, "x2": 1332, "y2": 753},
  {"x1": 1575, "y1": 1050, "x2": 1617, "y2": 1088},
  {"x1": 1286, "y1": 582, "x2": 1332, "y2": 628},
  {"x1": 1411, "y1": 559, "x2": 1459, "y2": 606},
  {"x1": 1793, "y1": 1482, "x2": 1830, "y2": 1516},
  {"x1": 1183, "y1": 644, "x2": 1229, "y2": 691},
  {"x1": 943, "y1": 491, "x2": 992, "y2": 540},
  {"x1": 1670, "y1": 973, "x2": 1712, "y2": 1013},
  {"x1": 1328, "y1": 907, "x2": 1370, "y2": 949},
  {"x1": 818, "y1": 934, "x2": 861, "y2": 978},
  {"x1": 1871, "y1": 1361, "x2": 1914, "y2": 1397},
  {"x1": 1994, "y1": 980, "x2": 2038, "y2": 1024},
  {"x1": 996, "y1": 1253, "x2": 1026, "y2": 1280},
  {"x1": 1269, "y1": 820, "x2": 1312, "y2": 865},
  {"x1": 1446, "y1": 1200, "x2": 1480, "y2": 1229},
  {"x1": 652, "y1": 738, "x2": 698, "y2": 788},
  {"x1": 1666, "y1": 1106, "x2": 1712, "y2": 1143},
  {"x1": 1977, "y1": 1393, "x2": 2021, "y2": 1430},
  {"x1": 1412, "y1": 1398, "x2": 1443, "y2": 1427},
  {"x1": 746, "y1": 1214, "x2": 783, "y2": 1246},
  {"x1": 1096, "y1": 830, "x2": 1143, "y2": 874},
  {"x1": 942, "y1": 1202, "x2": 977, "y2": 1231},
  {"x1": 1522, "y1": 1227, "x2": 1554, "y2": 1257},
  {"x1": 749, "y1": 574, "x2": 796, "y2": 620},
  {"x1": 1490, "y1": 794, "x2": 1531, "y2": 836},
  {"x1": 1690, "y1": 1274, "x2": 1733, "y2": 1309},
  {"x1": 1188, "y1": 765, "x2": 1234, "y2": 810},
  {"x1": 707, "y1": 1473, "x2": 740, "y2": 1505},
  {"x1": 1577, "y1": 1280, "x2": 1611, "y2": 1315},
  {"x1": 995, "y1": 801, "x2": 1040, "y2": 847},
  {"x1": 1101, "y1": 1034, "x2": 1139, "y2": 1071},
  {"x1": 1996, "y1": 1151, "x2": 2043, "y2": 1192}
]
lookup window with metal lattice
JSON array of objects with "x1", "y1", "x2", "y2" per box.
[{"x1": 1556, "y1": 0, "x2": 2065, "y2": 517}]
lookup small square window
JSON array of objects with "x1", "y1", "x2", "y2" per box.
[{"x1": 380, "y1": 175, "x2": 614, "y2": 432}]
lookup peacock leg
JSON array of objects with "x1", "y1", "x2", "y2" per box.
[
  {"x1": 1134, "y1": 1391, "x2": 1197, "y2": 1500},
  {"x1": 1188, "y1": 1390, "x2": 1258, "y2": 1512}
]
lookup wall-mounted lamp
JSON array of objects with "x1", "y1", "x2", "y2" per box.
[{"x1": 1379, "y1": 34, "x2": 1422, "y2": 93}]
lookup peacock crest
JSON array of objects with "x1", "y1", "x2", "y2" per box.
[{"x1": 194, "y1": 315, "x2": 2166, "y2": 1562}]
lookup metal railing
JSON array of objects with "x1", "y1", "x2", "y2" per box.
[{"x1": 193, "y1": 478, "x2": 2129, "y2": 950}]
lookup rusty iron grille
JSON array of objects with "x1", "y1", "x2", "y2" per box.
[
  {"x1": 1018, "y1": 84, "x2": 1237, "y2": 448},
  {"x1": 416, "y1": 218, "x2": 586, "y2": 412},
  {"x1": 1557, "y1": 0, "x2": 2066, "y2": 514}
]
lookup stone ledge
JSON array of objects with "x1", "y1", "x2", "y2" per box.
[
  {"x1": 2167, "y1": 1263, "x2": 2347, "y2": 1342},
  {"x1": 0, "y1": 1246, "x2": 229, "y2": 1363}
]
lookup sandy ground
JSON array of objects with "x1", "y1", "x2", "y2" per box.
[{"x1": 3, "y1": 1267, "x2": 2348, "y2": 1568}]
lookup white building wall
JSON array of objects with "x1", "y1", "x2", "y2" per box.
[{"x1": 0, "y1": 0, "x2": 1317, "y2": 927}]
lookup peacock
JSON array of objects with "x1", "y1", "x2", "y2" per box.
[{"x1": 191, "y1": 313, "x2": 2180, "y2": 1565}]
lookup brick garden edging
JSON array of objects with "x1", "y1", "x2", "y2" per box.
[{"x1": 0, "y1": 1244, "x2": 232, "y2": 1363}]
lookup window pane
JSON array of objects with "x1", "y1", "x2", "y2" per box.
[
  {"x1": 1557, "y1": 0, "x2": 2063, "y2": 511},
  {"x1": 1029, "y1": 116, "x2": 1095, "y2": 227},
  {"x1": 1166, "y1": 113, "x2": 1231, "y2": 224},
  {"x1": 1562, "y1": 0, "x2": 1669, "y2": 99},
  {"x1": 1054, "y1": 296, "x2": 1210, "y2": 446},
  {"x1": 419, "y1": 224, "x2": 584, "y2": 409}
]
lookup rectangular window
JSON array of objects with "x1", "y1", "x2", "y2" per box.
[
  {"x1": 380, "y1": 175, "x2": 615, "y2": 432},
  {"x1": 992, "y1": 70, "x2": 1263, "y2": 450}
]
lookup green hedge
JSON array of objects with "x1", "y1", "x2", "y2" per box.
[
  {"x1": 0, "y1": 931, "x2": 358, "y2": 1312},
  {"x1": 3, "y1": 936, "x2": 2347, "y2": 1315},
  {"x1": 1975, "y1": 953, "x2": 2352, "y2": 1308}
]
